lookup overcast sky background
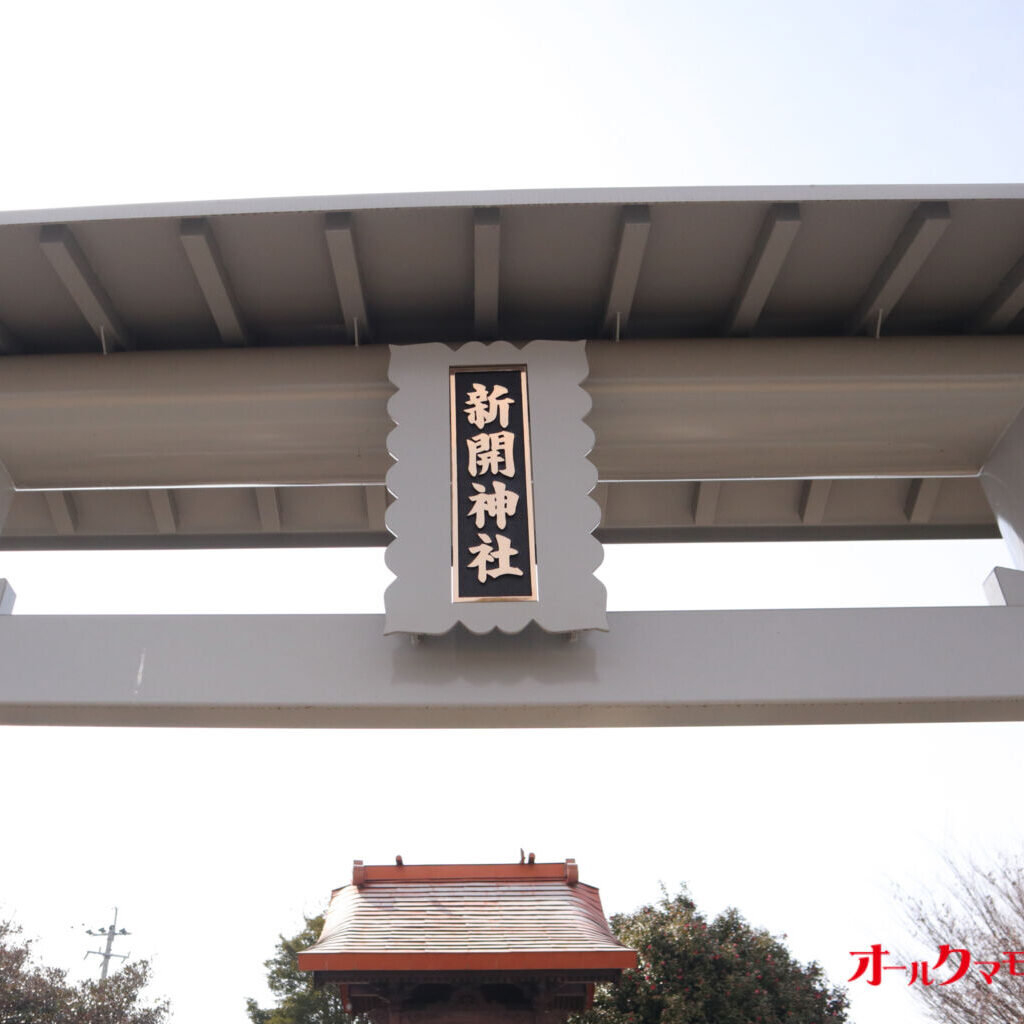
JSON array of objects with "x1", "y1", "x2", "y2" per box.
[
  {"x1": 2, "y1": 1, "x2": 1024, "y2": 1023},
  {"x1": 2, "y1": 0, "x2": 1024, "y2": 210},
  {"x1": 3, "y1": 541, "x2": 1021, "y2": 1024}
]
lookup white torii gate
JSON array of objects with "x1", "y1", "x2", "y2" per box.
[{"x1": 2, "y1": 186, "x2": 1024, "y2": 727}]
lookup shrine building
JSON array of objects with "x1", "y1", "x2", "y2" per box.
[{"x1": 296, "y1": 858, "x2": 637, "y2": 1024}]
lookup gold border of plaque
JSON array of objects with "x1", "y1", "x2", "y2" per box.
[{"x1": 449, "y1": 365, "x2": 538, "y2": 603}]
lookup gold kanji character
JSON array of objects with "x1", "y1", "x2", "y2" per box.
[
  {"x1": 466, "y1": 480, "x2": 519, "y2": 529},
  {"x1": 466, "y1": 431, "x2": 516, "y2": 478},
  {"x1": 467, "y1": 532, "x2": 523, "y2": 583},
  {"x1": 464, "y1": 383, "x2": 514, "y2": 429}
]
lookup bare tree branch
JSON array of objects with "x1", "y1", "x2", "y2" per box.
[{"x1": 896, "y1": 850, "x2": 1024, "y2": 1024}]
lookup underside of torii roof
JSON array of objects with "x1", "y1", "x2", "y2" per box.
[{"x1": 3, "y1": 184, "x2": 1024, "y2": 551}]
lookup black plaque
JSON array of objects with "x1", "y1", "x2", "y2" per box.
[{"x1": 450, "y1": 366, "x2": 537, "y2": 602}]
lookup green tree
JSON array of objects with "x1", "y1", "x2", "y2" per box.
[
  {"x1": 246, "y1": 914, "x2": 353, "y2": 1024},
  {"x1": 0, "y1": 919, "x2": 169, "y2": 1024},
  {"x1": 576, "y1": 887, "x2": 849, "y2": 1024}
]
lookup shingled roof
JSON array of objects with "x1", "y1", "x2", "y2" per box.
[{"x1": 297, "y1": 859, "x2": 636, "y2": 974}]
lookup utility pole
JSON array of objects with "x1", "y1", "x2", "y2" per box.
[{"x1": 85, "y1": 907, "x2": 130, "y2": 980}]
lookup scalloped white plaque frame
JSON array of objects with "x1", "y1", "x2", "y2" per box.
[{"x1": 384, "y1": 340, "x2": 607, "y2": 635}]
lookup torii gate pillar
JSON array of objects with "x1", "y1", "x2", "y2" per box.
[{"x1": 982, "y1": 403, "x2": 1024, "y2": 578}]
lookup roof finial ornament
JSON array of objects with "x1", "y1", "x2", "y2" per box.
[
  {"x1": 395, "y1": 855, "x2": 404, "y2": 866},
  {"x1": 527, "y1": 852, "x2": 536, "y2": 864},
  {"x1": 519, "y1": 848, "x2": 525, "y2": 864}
]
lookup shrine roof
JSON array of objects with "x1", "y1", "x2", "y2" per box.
[{"x1": 297, "y1": 859, "x2": 637, "y2": 974}]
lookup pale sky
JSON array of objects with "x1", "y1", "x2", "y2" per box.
[
  {"x1": 2, "y1": 0, "x2": 1024, "y2": 210},
  {"x1": 2, "y1": 539, "x2": 1021, "y2": 1024},
  {"x1": 2, "y1": 1, "x2": 1024, "y2": 1023}
]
